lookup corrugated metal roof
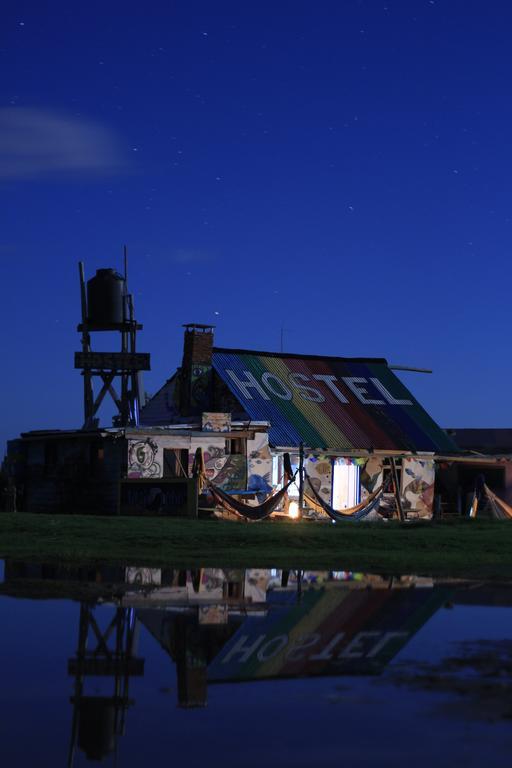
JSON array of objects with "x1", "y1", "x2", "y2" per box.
[{"x1": 212, "y1": 348, "x2": 457, "y2": 453}]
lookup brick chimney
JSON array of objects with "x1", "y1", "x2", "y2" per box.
[{"x1": 179, "y1": 324, "x2": 214, "y2": 416}]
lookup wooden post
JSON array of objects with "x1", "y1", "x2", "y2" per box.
[
  {"x1": 390, "y1": 457, "x2": 405, "y2": 522},
  {"x1": 187, "y1": 478, "x2": 199, "y2": 519},
  {"x1": 298, "y1": 442, "x2": 304, "y2": 515},
  {"x1": 296, "y1": 569, "x2": 303, "y2": 602}
]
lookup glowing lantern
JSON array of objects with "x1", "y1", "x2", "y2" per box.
[{"x1": 288, "y1": 501, "x2": 299, "y2": 519}]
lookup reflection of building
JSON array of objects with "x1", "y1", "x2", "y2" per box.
[
  {"x1": 138, "y1": 572, "x2": 448, "y2": 699},
  {"x1": 67, "y1": 604, "x2": 144, "y2": 766},
  {"x1": 3, "y1": 564, "x2": 443, "y2": 712},
  {"x1": 6, "y1": 560, "x2": 510, "y2": 746}
]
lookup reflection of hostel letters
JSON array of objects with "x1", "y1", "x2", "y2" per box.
[{"x1": 221, "y1": 631, "x2": 409, "y2": 665}]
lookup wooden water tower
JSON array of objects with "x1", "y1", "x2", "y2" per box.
[{"x1": 75, "y1": 252, "x2": 150, "y2": 429}]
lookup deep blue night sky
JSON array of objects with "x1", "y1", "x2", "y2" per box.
[{"x1": 2, "y1": 0, "x2": 511, "y2": 452}]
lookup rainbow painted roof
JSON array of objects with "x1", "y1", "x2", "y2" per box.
[{"x1": 212, "y1": 348, "x2": 457, "y2": 453}]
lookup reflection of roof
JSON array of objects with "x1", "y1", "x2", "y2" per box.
[
  {"x1": 212, "y1": 348, "x2": 457, "y2": 453},
  {"x1": 208, "y1": 584, "x2": 450, "y2": 680}
]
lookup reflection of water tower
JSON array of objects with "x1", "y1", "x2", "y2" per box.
[
  {"x1": 67, "y1": 603, "x2": 144, "y2": 766},
  {"x1": 75, "y1": 254, "x2": 150, "y2": 429}
]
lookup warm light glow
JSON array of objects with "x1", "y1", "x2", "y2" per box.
[{"x1": 288, "y1": 500, "x2": 299, "y2": 519}]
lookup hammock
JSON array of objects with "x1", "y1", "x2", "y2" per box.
[
  {"x1": 482, "y1": 484, "x2": 512, "y2": 520},
  {"x1": 208, "y1": 475, "x2": 296, "y2": 521},
  {"x1": 304, "y1": 474, "x2": 387, "y2": 522}
]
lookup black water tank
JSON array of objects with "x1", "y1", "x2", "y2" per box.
[
  {"x1": 78, "y1": 697, "x2": 116, "y2": 761},
  {"x1": 87, "y1": 268, "x2": 126, "y2": 325}
]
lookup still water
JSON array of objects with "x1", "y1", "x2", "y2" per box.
[{"x1": 1, "y1": 560, "x2": 511, "y2": 767}]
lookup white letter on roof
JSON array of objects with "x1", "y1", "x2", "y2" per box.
[
  {"x1": 342, "y1": 377, "x2": 385, "y2": 405},
  {"x1": 225, "y1": 370, "x2": 270, "y2": 400},
  {"x1": 370, "y1": 378, "x2": 413, "y2": 406},
  {"x1": 261, "y1": 372, "x2": 292, "y2": 400},
  {"x1": 312, "y1": 374, "x2": 349, "y2": 404},
  {"x1": 288, "y1": 373, "x2": 325, "y2": 403}
]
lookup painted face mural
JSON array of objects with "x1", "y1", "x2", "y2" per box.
[
  {"x1": 190, "y1": 364, "x2": 212, "y2": 410},
  {"x1": 128, "y1": 438, "x2": 161, "y2": 478}
]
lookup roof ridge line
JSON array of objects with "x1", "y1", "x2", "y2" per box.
[{"x1": 212, "y1": 347, "x2": 389, "y2": 364}]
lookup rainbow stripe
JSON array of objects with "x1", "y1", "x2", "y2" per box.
[{"x1": 213, "y1": 349, "x2": 457, "y2": 453}]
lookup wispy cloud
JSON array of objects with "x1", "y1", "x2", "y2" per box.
[
  {"x1": 0, "y1": 107, "x2": 124, "y2": 179},
  {"x1": 170, "y1": 248, "x2": 212, "y2": 264}
]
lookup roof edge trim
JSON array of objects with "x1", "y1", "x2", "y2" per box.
[{"x1": 213, "y1": 347, "x2": 388, "y2": 365}]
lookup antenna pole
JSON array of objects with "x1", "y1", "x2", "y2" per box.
[
  {"x1": 78, "y1": 262, "x2": 94, "y2": 428},
  {"x1": 79, "y1": 262, "x2": 87, "y2": 324}
]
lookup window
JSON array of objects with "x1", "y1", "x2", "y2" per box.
[
  {"x1": 163, "y1": 449, "x2": 189, "y2": 478},
  {"x1": 332, "y1": 460, "x2": 360, "y2": 509},
  {"x1": 225, "y1": 438, "x2": 245, "y2": 456},
  {"x1": 272, "y1": 456, "x2": 280, "y2": 487}
]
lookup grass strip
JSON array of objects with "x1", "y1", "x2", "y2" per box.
[{"x1": 1, "y1": 513, "x2": 512, "y2": 578}]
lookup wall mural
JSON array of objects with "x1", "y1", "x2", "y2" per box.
[
  {"x1": 247, "y1": 432, "x2": 273, "y2": 498},
  {"x1": 125, "y1": 431, "x2": 268, "y2": 494},
  {"x1": 360, "y1": 457, "x2": 384, "y2": 499},
  {"x1": 244, "y1": 569, "x2": 270, "y2": 602},
  {"x1": 125, "y1": 567, "x2": 161, "y2": 585},
  {"x1": 213, "y1": 455, "x2": 246, "y2": 491},
  {"x1": 190, "y1": 364, "x2": 212, "y2": 411},
  {"x1": 127, "y1": 438, "x2": 162, "y2": 478},
  {"x1": 306, "y1": 456, "x2": 333, "y2": 502},
  {"x1": 202, "y1": 412, "x2": 231, "y2": 432},
  {"x1": 187, "y1": 437, "x2": 247, "y2": 491},
  {"x1": 401, "y1": 457, "x2": 435, "y2": 518},
  {"x1": 186, "y1": 568, "x2": 225, "y2": 600},
  {"x1": 188, "y1": 439, "x2": 226, "y2": 482}
]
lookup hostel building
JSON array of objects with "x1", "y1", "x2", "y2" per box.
[{"x1": 138, "y1": 325, "x2": 459, "y2": 519}]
